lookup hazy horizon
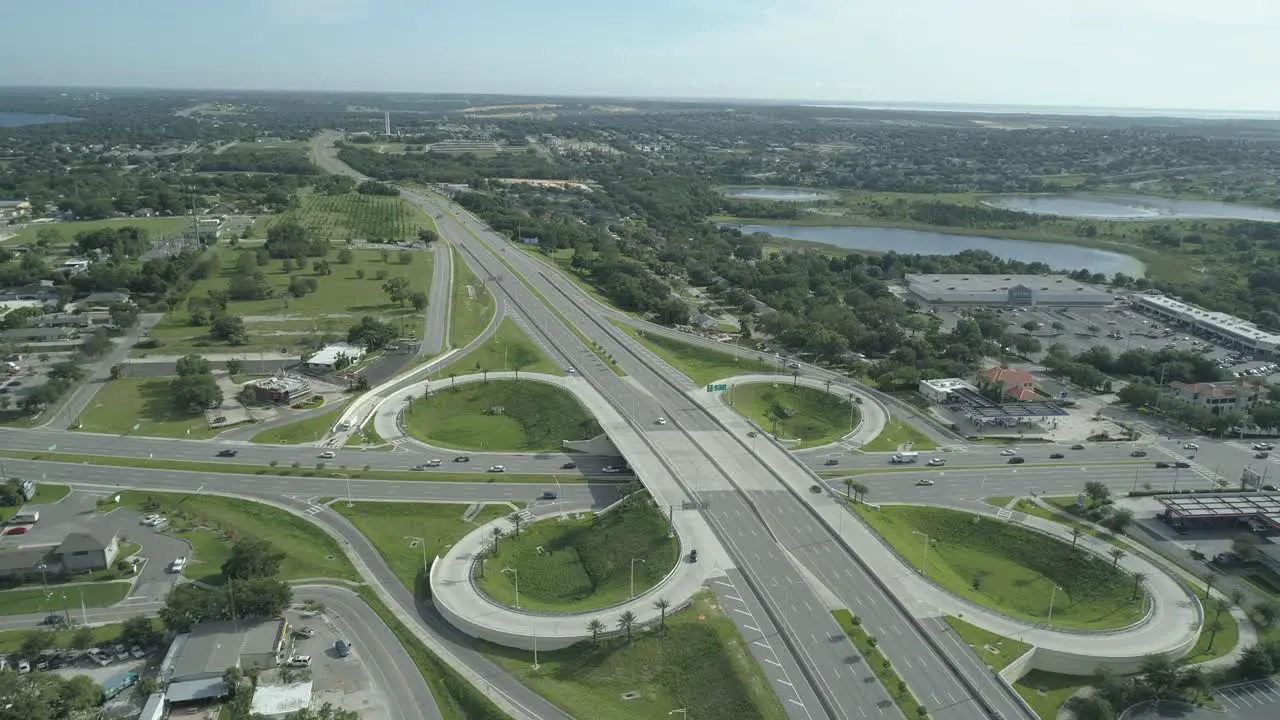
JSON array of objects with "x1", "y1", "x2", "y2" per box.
[{"x1": 4, "y1": 0, "x2": 1280, "y2": 112}]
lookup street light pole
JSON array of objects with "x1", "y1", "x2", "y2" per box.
[
  {"x1": 630, "y1": 557, "x2": 647, "y2": 599},
  {"x1": 911, "y1": 530, "x2": 930, "y2": 577},
  {"x1": 503, "y1": 567, "x2": 519, "y2": 608},
  {"x1": 669, "y1": 710, "x2": 687, "y2": 719},
  {"x1": 1047, "y1": 585, "x2": 1060, "y2": 625}
]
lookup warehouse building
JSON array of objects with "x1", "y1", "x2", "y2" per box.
[
  {"x1": 905, "y1": 274, "x2": 1113, "y2": 307},
  {"x1": 164, "y1": 618, "x2": 288, "y2": 703}
]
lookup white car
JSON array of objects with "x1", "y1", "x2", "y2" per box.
[
  {"x1": 655, "y1": 417, "x2": 667, "y2": 425},
  {"x1": 17, "y1": 659, "x2": 30, "y2": 674},
  {"x1": 169, "y1": 557, "x2": 187, "y2": 574},
  {"x1": 601, "y1": 466, "x2": 624, "y2": 474},
  {"x1": 425, "y1": 458, "x2": 441, "y2": 467},
  {"x1": 916, "y1": 479, "x2": 935, "y2": 486},
  {"x1": 1183, "y1": 442, "x2": 1199, "y2": 450},
  {"x1": 488, "y1": 465, "x2": 505, "y2": 473},
  {"x1": 319, "y1": 450, "x2": 336, "y2": 459},
  {"x1": 566, "y1": 367, "x2": 576, "y2": 374},
  {"x1": 926, "y1": 458, "x2": 945, "y2": 467},
  {"x1": 1000, "y1": 449, "x2": 1016, "y2": 456},
  {"x1": 287, "y1": 655, "x2": 312, "y2": 668},
  {"x1": 142, "y1": 514, "x2": 162, "y2": 526}
]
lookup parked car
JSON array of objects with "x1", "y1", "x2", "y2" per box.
[
  {"x1": 334, "y1": 640, "x2": 351, "y2": 657},
  {"x1": 1263, "y1": 485, "x2": 1278, "y2": 492},
  {"x1": 294, "y1": 626, "x2": 316, "y2": 639},
  {"x1": 130, "y1": 646, "x2": 145, "y2": 659},
  {"x1": 3, "y1": 526, "x2": 27, "y2": 536},
  {"x1": 287, "y1": 655, "x2": 312, "y2": 668},
  {"x1": 1049, "y1": 453, "x2": 1065, "y2": 459},
  {"x1": 1007, "y1": 457, "x2": 1025, "y2": 464},
  {"x1": 16, "y1": 659, "x2": 30, "y2": 674},
  {"x1": 142, "y1": 514, "x2": 162, "y2": 526}
]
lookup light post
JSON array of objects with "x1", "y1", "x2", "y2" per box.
[
  {"x1": 1047, "y1": 584, "x2": 1061, "y2": 626},
  {"x1": 405, "y1": 536, "x2": 428, "y2": 572},
  {"x1": 669, "y1": 710, "x2": 687, "y2": 719},
  {"x1": 1172, "y1": 465, "x2": 1181, "y2": 493},
  {"x1": 630, "y1": 557, "x2": 647, "y2": 599},
  {"x1": 848, "y1": 393, "x2": 856, "y2": 431},
  {"x1": 911, "y1": 530, "x2": 930, "y2": 577},
  {"x1": 502, "y1": 567, "x2": 520, "y2": 608},
  {"x1": 37, "y1": 561, "x2": 49, "y2": 612}
]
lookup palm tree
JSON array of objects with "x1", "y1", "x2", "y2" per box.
[
  {"x1": 482, "y1": 368, "x2": 488, "y2": 383},
  {"x1": 654, "y1": 597, "x2": 670, "y2": 635},
  {"x1": 852, "y1": 482, "x2": 869, "y2": 503},
  {"x1": 1139, "y1": 653, "x2": 1180, "y2": 702},
  {"x1": 586, "y1": 619, "x2": 605, "y2": 647},
  {"x1": 509, "y1": 513, "x2": 523, "y2": 538},
  {"x1": 843, "y1": 478, "x2": 854, "y2": 502},
  {"x1": 1131, "y1": 571, "x2": 1148, "y2": 599},
  {"x1": 1213, "y1": 596, "x2": 1233, "y2": 626},
  {"x1": 1253, "y1": 601, "x2": 1280, "y2": 629},
  {"x1": 617, "y1": 610, "x2": 637, "y2": 642},
  {"x1": 490, "y1": 526, "x2": 504, "y2": 555},
  {"x1": 1203, "y1": 618, "x2": 1225, "y2": 654},
  {"x1": 449, "y1": 372, "x2": 457, "y2": 389},
  {"x1": 1203, "y1": 569, "x2": 1218, "y2": 599},
  {"x1": 1109, "y1": 548, "x2": 1126, "y2": 568},
  {"x1": 1069, "y1": 527, "x2": 1084, "y2": 550}
]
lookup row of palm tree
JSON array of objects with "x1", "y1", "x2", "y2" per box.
[
  {"x1": 585, "y1": 597, "x2": 672, "y2": 646},
  {"x1": 843, "y1": 478, "x2": 869, "y2": 503}
]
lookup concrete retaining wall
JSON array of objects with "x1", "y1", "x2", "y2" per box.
[
  {"x1": 561, "y1": 433, "x2": 619, "y2": 455},
  {"x1": 999, "y1": 647, "x2": 1038, "y2": 683}
]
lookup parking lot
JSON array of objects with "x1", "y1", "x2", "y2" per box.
[
  {"x1": 283, "y1": 607, "x2": 396, "y2": 720},
  {"x1": 1216, "y1": 677, "x2": 1280, "y2": 714}
]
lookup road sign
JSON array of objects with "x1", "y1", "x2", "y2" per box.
[{"x1": 706, "y1": 384, "x2": 728, "y2": 392}]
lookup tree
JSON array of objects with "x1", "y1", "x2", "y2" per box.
[
  {"x1": 1232, "y1": 533, "x2": 1262, "y2": 563},
  {"x1": 347, "y1": 316, "x2": 397, "y2": 350},
  {"x1": 1139, "y1": 653, "x2": 1181, "y2": 701},
  {"x1": 109, "y1": 363, "x2": 123, "y2": 380},
  {"x1": 1131, "y1": 571, "x2": 1148, "y2": 599},
  {"x1": 337, "y1": 248, "x2": 354, "y2": 264},
  {"x1": 398, "y1": 251, "x2": 413, "y2": 264},
  {"x1": 20, "y1": 630, "x2": 55, "y2": 660},
  {"x1": 410, "y1": 291, "x2": 428, "y2": 311},
  {"x1": 617, "y1": 610, "x2": 637, "y2": 641},
  {"x1": 47, "y1": 361, "x2": 86, "y2": 383},
  {"x1": 382, "y1": 276, "x2": 412, "y2": 306},
  {"x1": 121, "y1": 615, "x2": 161, "y2": 648},
  {"x1": 1233, "y1": 644, "x2": 1275, "y2": 680},
  {"x1": 108, "y1": 301, "x2": 139, "y2": 329},
  {"x1": 76, "y1": 328, "x2": 111, "y2": 358},
  {"x1": 287, "y1": 702, "x2": 360, "y2": 720},
  {"x1": 210, "y1": 315, "x2": 249, "y2": 345},
  {"x1": 1021, "y1": 320, "x2": 1038, "y2": 334},
  {"x1": 1063, "y1": 694, "x2": 1115, "y2": 720},
  {"x1": 71, "y1": 625, "x2": 95, "y2": 650},
  {"x1": 222, "y1": 538, "x2": 286, "y2": 580},
  {"x1": 1109, "y1": 548, "x2": 1126, "y2": 568},
  {"x1": 171, "y1": 372, "x2": 223, "y2": 413},
  {"x1": 1102, "y1": 508, "x2": 1133, "y2": 534},
  {"x1": 380, "y1": 250, "x2": 390, "y2": 264},
  {"x1": 176, "y1": 354, "x2": 212, "y2": 377},
  {"x1": 489, "y1": 526, "x2": 503, "y2": 553},
  {"x1": 225, "y1": 358, "x2": 244, "y2": 377},
  {"x1": 654, "y1": 597, "x2": 670, "y2": 634},
  {"x1": 418, "y1": 228, "x2": 439, "y2": 244},
  {"x1": 1069, "y1": 527, "x2": 1084, "y2": 550},
  {"x1": 587, "y1": 618, "x2": 605, "y2": 647},
  {"x1": 1083, "y1": 480, "x2": 1110, "y2": 504},
  {"x1": 312, "y1": 260, "x2": 332, "y2": 275},
  {"x1": 1253, "y1": 601, "x2": 1280, "y2": 629}
]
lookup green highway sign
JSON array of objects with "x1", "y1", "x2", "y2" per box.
[{"x1": 706, "y1": 384, "x2": 728, "y2": 392}]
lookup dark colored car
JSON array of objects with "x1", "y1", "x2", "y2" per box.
[
  {"x1": 1130, "y1": 450, "x2": 1148, "y2": 457},
  {"x1": 1049, "y1": 453, "x2": 1065, "y2": 459},
  {"x1": 1155, "y1": 462, "x2": 1170, "y2": 468},
  {"x1": 539, "y1": 491, "x2": 558, "y2": 500},
  {"x1": 1007, "y1": 457, "x2": 1025, "y2": 464},
  {"x1": 809, "y1": 484, "x2": 822, "y2": 493},
  {"x1": 454, "y1": 455, "x2": 470, "y2": 463},
  {"x1": 824, "y1": 459, "x2": 839, "y2": 466},
  {"x1": 687, "y1": 549, "x2": 698, "y2": 563},
  {"x1": 1174, "y1": 461, "x2": 1192, "y2": 468},
  {"x1": 1256, "y1": 452, "x2": 1270, "y2": 459},
  {"x1": 1070, "y1": 444, "x2": 1085, "y2": 450},
  {"x1": 561, "y1": 462, "x2": 576, "y2": 469},
  {"x1": 1263, "y1": 485, "x2": 1278, "y2": 492},
  {"x1": 335, "y1": 639, "x2": 351, "y2": 657},
  {"x1": 216, "y1": 449, "x2": 237, "y2": 457}
]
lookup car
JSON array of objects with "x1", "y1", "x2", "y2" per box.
[
  {"x1": 113, "y1": 645, "x2": 129, "y2": 661},
  {"x1": 687, "y1": 549, "x2": 698, "y2": 563},
  {"x1": 42, "y1": 614, "x2": 60, "y2": 626},
  {"x1": 1155, "y1": 462, "x2": 1171, "y2": 468},
  {"x1": 809, "y1": 484, "x2": 822, "y2": 493},
  {"x1": 1130, "y1": 450, "x2": 1148, "y2": 457},
  {"x1": 130, "y1": 646, "x2": 145, "y2": 659},
  {"x1": 539, "y1": 491, "x2": 558, "y2": 500},
  {"x1": 561, "y1": 461, "x2": 576, "y2": 469},
  {"x1": 1184, "y1": 442, "x2": 1200, "y2": 450},
  {"x1": 1000, "y1": 449, "x2": 1016, "y2": 456},
  {"x1": 142, "y1": 514, "x2": 162, "y2": 526},
  {"x1": 334, "y1": 640, "x2": 351, "y2": 657},
  {"x1": 3, "y1": 526, "x2": 27, "y2": 535},
  {"x1": 1050, "y1": 453, "x2": 1065, "y2": 459},
  {"x1": 319, "y1": 451, "x2": 336, "y2": 459},
  {"x1": 454, "y1": 455, "x2": 471, "y2": 463},
  {"x1": 1174, "y1": 461, "x2": 1192, "y2": 469},
  {"x1": 425, "y1": 458, "x2": 441, "y2": 467},
  {"x1": 1257, "y1": 452, "x2": 1271, "y2": 459},
  {"x1": 287, "y1": 655, "x2": 312, "y2": 667},
  {"x1": 411, "y1": 464, "x2": 429, "y2": 471},
  {"x1": 294, "y1": 626, "x2": 316, "y2": 639},
  {"x1": 216, "y1": 449, "x2": 238, "y2": 457},
  {"x1": 926, "y1": 458, "x2": 945, "y2": 467},
  {"x1": 824, "y1": 459, "x2": 839, "y2": 466},
  {"x1": 1254, "y1": 443, "x2": 1274, "y2": 451},
  {"x1": 1070, "y1": 444, "x2": 1085, "y2": 450},
  {"x1": 1263, "y1": 484, "x2": 1278, "y2": 492},
  {"x1": 655, "y1": 417, "x2": 667, "y2": 425},
  {"x1": 916, "y1": 479, "x2": 935, "y2": 486},
  {"x1": 566, "y1": 367, "x2": 575, "y2": 374},
  {"x1": 169, "y1": 557, "x2": 187, "y2": 574},
  {"x1": 16, "y1": 659, "x2": 30, "y2": 674},
  {"x1": 1007, "y1": 457, "x2": 1025, "y2": 464},
  {"x1": 488, "y1": 465, "x2": 505, "y2": 473}
]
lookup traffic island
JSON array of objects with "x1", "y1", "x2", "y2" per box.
[
  {"x1": 475, "y1": 493, "x2": 678, "y2": 613},
  {"x1": 727, "y1": 382, "x2": 857, "y2": 449},
  {"x1": 853, "y1": 504, "x2": 1151, "y2": 631},
  {"x1": 402, "y1": 379, "x2": 601, "y2": 452}
]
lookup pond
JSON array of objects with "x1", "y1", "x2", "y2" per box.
[
  {"x1": 0, "y1": 112, "x2": 79, "y2": 128},
  {"x1": 732, "y1": 224, "x2": 1145, "y2": 276},
  {"x1": 723, "y1": 187, "x2": 835, "y2": 202},
  {"x1": 983, "y1": 194, "x2": 1280, "y2": 223}
]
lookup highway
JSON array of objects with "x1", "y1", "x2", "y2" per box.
[{"x1": 419, "y1": 241, "x2": 452, "y2": 356}]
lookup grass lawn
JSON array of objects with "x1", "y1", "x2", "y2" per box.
[
  {"x1": 261, "y1": 190, "x2": 437, "y2": 242},
  {"x1": 0, "y1": 618, "x2": 162, "y2": 654},
  {"x1": 477, "y1": 494, "x2": 677, "y2": 612},
  {"x1": 0, "y1": 484, "x2": 69, "y2": 522},
  {"x1": 861, "y1": 416, "x2": 937, "y2": 452},
  {"x1": 0, "y1": 448, "x2": 581, "y2": 484},
  {"x1": 439, "y1": 317, "x2": 562, "y2": 379},
  {"x1": 141, "y1": 246, "x2": 430, "y2": 356},
  {"x1": 615, "y1": 323, "x2": 767, "y2": 386},
  {"x1": 404, "y1": 380, "x2": 600, "y2": 452},
  {"x1": 73, "y1": 377, "x2": 222, "y2": 439},
  {"x1": 730, "y1": 382, "x2": 856, "y2": 448},
  {"x1": 333, "y1": 501, "x2": 510, "y2": 590},
  {"x1": 107, "y1": 491, "x2": 356, "y2": 584},
  {"x1": 942, "y1": 616, "x2": 1032, "y2": 672},
  {"x1": 1014, "y1": 670, "x2": 1088, "y2": 720},
  {"x1": 853, "y1": 504, "x2": 1149, "y2": 630},
  {"x1": 483, "y1": 589, "x2": 787, "y2": 720},
  {"x1": 251, "y1": 401, "x2": 351, "y2": 445},
  {"x1": 448, "y1": 249, "x2": 496, "y2": 349},
  {"x1": 1024, "y1": 498, "x2": 1133, "y2": 551},
  {"x1": 2, "y1": 217, "x2": 194, "y2": 246},
  {"x1": 1180, "y1": 606, "x2": 1240, "y2": 666},
  {"x1": 833, "y1": 609, "x2": 923, "y2": 719},
  {"x1": 0, "y1": 583, "x2": 131, "y2": 616},
  {"x1": 983, "y1": 496, "x2": 1014, "y2": 508}
]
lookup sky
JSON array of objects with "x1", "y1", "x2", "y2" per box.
[{"x1": 3, "y1": 0, "x2": 1280, "y2": 111}]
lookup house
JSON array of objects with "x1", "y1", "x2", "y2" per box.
[
  {"x1": 304, "y1": 342, "x2": 366, "y2": 371},
  {"x1": 0, "y1": 547, "x2": 57, "y2": 580},
  {"x1": 1168, "y1": 379, "x2": 1265, "y2": 412},
  {"x1": 0, "y1": 326, "x2": 80, "y2": 343},
  {"x1": 205, "y1": 203, "x2": 235, "y2": 217},
  {"x1": 691, "y1": 313, "x2": 719, "y2": 331},
  {"x1": 0, "y1": 199, "x2": 32, "y2": 220},
  {"x1": 132, "y1": 208, "x2": 156, "y2": 218},
  {"x1": 54, "y1": 530, "x2": 119, "y2": 573},
  {"x1": 82, "y1": 291, "x2": 132, "y2": 307},
  {"x1": 979, "y1": 366, "x2": 1037, "y2": 401},
  {"x1": 166, "y1": 619, "x2": 289, "y2": 704},
  {"x1": 0, "y1": 281, "x2": 60, "y2": 304},
  {"x1": 60, "y1": 258, "x2": 92, "y2": 275}
]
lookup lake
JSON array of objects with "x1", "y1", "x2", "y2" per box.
[
  {"x1": 0, "y1": 112, "x2": 79, "y2": 128},
  {"x1": 732, "y1": 224, "x2": 1145, "y2": 276},
  {"x1": 724, "y1": 188, "x2": 834, "y2": 202},
  {"x1": 984, "y1": 194, "x2": 1280, "y2": 223}
]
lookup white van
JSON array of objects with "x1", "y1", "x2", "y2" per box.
[
  {"x1": 10, "y1": 511, "x2": 39, "y2": 524},
  {"x1": 890, "y1": 452, "x2": 920, "y2": 464}
]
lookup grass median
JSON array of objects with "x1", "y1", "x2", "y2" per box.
[
  {"x1": 833, "y1": 609, "x2": 925, "y2": 719},
  {"x1": 434, "y1": 317, "x2": 562, "y2": 378},
  {"x1": 476, "y1": 493, "x2": 677, "y2": 612},
  {"x1": 612, "y1": 322, "x2": 767, "y2": 386},
  {"x1": 0, "y1": 449, "x2": 585, "y2": 484},
  {"x1": 861, "y1": 416, "x2": 937, "y2": 452},
  {"x1": 449, "y1": 246, "x2": 497, "y2": 349},
  {"x1": 941, "y1": 616, "x2": 1032, "y2": 672},
  {"x1": 730, "y1": 382, "x2": 856, "y2": 448},
  {"x1": 853, "y1": 504, "x2": 1149, "y2": 630},
  {"x1": 251, "y1": 401, "x2": 351, "y2": 445},
  {"x1": 0, "y1": 583, "x2": 131, "y2": 616},
  {"x1": 404, "y1": 380, "x2": 601, "y2": 453}
]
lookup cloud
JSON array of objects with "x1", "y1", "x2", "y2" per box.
[{"x1": 268, "y1": 0, "x2": 371, "y2": 25}]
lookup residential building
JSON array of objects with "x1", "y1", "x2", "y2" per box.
[
  {"x1": 81, "y1": 290, "x2": 131, "y2": 307},
  {"x1": 59, "y1": 259, "x2": 92, "y2": 275},
  {"x1": 54, "y1": 530, "x2": 119, "y2": 573},
  {"x1": 906, "y1": 274, "x2": 1113, "y2": 307},
  {"x1": 1167, "y1": 379, "x2": 1265, "y2": 412},
  {"x1": 1131, "y1": 293, "x2": 1280, "y2": 356},
  {"x1": 303, "y1": 342, "x2": 366, "y2": 371},
  {"x1": 0, "y1": 199, "x2": 32, "y2": 220},
  {"x1": 165, "y1": 619, "x2": 289, "y2": 704},
  {"x1": 0, "y1": 281, "x2": 60, "y2": 304},
  {"x1": 205, "y1": 203, "x2": 235, "y2": 216},
  {"x1": 0, "y1": 326, "x2": 80, "y2": 343}
]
